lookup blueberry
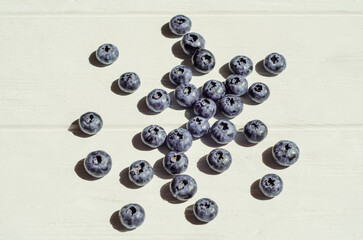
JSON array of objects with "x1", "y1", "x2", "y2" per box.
[
  {"x1": 169, "y1": 174, "x2": 197, "y2": 201},
  {"x1": 169, "y1": 15, "x2": 192, "y2": 35},
  {"x1": 118, "y1": 72, "x2": 140, "y2": 93},
  {"x1": 119, "y1": 203, "x2": 145, "y2": 229},
  {"x1": 186, "y1": 116, "x2": 210, "y2": 138},
  {"x1": 84, "y1": 150, "x2": 112, "y2": 178},
  {"x1": 141, "y1": 125, "x2": 167, "y2": 148},
  {"x1": 225, "y1": 74, "x2": 248, "y2": 96},
  {"x1": 180, "y1": 32, "x2": 205, "y2": 56},
  {"x1": 219, "y1": 94, "x2": 244, "y2": 118},
  {"x1": 206, "y1": 148, "x2": 232, "y2": 173},
  {"x1": 79, "y1": 112, "x2": 103, "y2": 135},
  {"x1": 163, "y1": 151, "x2": 189, "y2": 175},
  {"x1": 263, "y1": 53, "x2": 287, "y2": 75},
  {"x1": 272, "y1": 140, "x2": 300, "y2": 166},
  {"x1": 96, "y1": 43, "x2": 119, "y2": 65},
  {"x1": 128, "y1": 160, "x2": 154, "y2": 186},
  {"x1": 210, "y1": 119, "x2": 237, "y2": 144},
  {"x1": 166, "y1": 128, "x2": 193, "y2": 152},
  {"x1": 169, "y1": 65, "x2": 193, "y2": 86},
  {"x1": 202, "y1": 80, "x2": 226, "y2": 101},
  {"x1": 243, "y1": 120, "x2": 268, "y2": 143},
  {"x1": 193, "y1": 98, "x2": 217, "y2": 119},
  {"x1": 228, "y1": 55, "x2": 253, "y2": 76},
  {"x1": 248, "y1": 82, "x2": 270, "y2": 104},
  {"x1": 146, "y1": 89, "x2": 171, "y2": 112},
  {"x1": 175, "y1": 83, "x2": 200, "y2": 107},
  {"x1": 193, "y1": 198, "x2": 218, "y2": 222},
  {"x1": 191, "y1": 49, "x2": 215, "y2": 74},
  {"x1": 259, "y1": 173, "x2": 283, "y2": 197}
]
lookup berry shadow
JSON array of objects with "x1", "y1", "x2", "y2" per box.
[
  {"x1": 160, "y1": 182, "x2": 184, "y2": 204},
  {"x1": 262, "y1": 147, "x2": 288, "y2": 170},
  {"x1": 250, "y1": 179, "x2": 271, "y2": 200},
  {"x1": 234, "y1": 131, "x2": 257, "y2": 147},
  {"x1": 68, "y1": 120, "x2": 92, "y2": 138},
  {"x1": 89, "y1": 51, "x2": 107, "y2": 68},
  {"x1": 219, "y1": 63, "x2": 230, "y2": 79},
  {"x1": 132, "y1": 132, "x2": 154, "y2": 151},
  {"x1": 184, "y1": 108, "x2": 195, "y2": 120},
  {"x1": 172, "y1": 41, "x2": 186, "y2": 59},
  {"x1": 153, "y1": 158, "x2": 173, "y2": 180},
  {"x1": 197, "y1": 155, "x2": 219, "y2": 175},
  {"x1": 255, "y1": 60, "x2": 276, "y2": 77},
  {"x1": 180, "y1": 58, "x2": 204, "y2": 77},
  {"x1": 74, "y1": 159, "x2": 98, "y2": 181},
  {"x1": 119, "y1": 167, "x2": 142, "y2": 189},
  {"x1": 160, "y1": 72, "x2": 175, "y2": 89},
  {"x1": 184, "y1": 204, "x2": 207, "y2": 225},
  {"x1": 241, "y1": 94, "x2": 259, "y2": 106},
  {"x1": 168, "y1": 90, "x2": 185, "y2": 111},
  {"x1": 137, "y1": 96, "x2": 159, "y2": 115},
  {"x1": 200, "y1": 133, "x2": 224, "y2": 148},
  {"x1": 111, "y1": 79, "x2": 131, "y2": 96},
  {"x1": 109, "y1": 210, "x2": 131, "y2": 232},
  {"x1": 161, "y1": 23, "x2": 180, "y2": 39},
  {"x1": 157, "y1": 143, "x2": 172, "y2": 155}
]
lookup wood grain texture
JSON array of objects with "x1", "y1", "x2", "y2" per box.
[{"x1": 0, "y1": 1, "x2": 362, "y2": 239}]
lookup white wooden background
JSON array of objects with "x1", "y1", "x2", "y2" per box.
[{"x1": 1, "y1": 0, "x2": 363, "y2": 239}]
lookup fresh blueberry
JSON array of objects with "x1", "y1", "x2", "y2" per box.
[
  {"x1": 228, "y1": 55, "x2": 253, "y2": 77},
  {"x1": 141, "y1": 125, "x2": 167, "y2": 148},
  {"x1": 225, "y1": 74, "x2": 248, "y2": 96},
  {"x1": 263, "y1": 53, "x2": 287, "y2": 75},
  {"x1": 169, "y1": 174, "x2": 197, "y2": 201},
  {"x1": 206, "y1": 148, "x2": 232, "y2": 173},
  {"x1": 186, "y1": 116, "x2": 210, "y2": 138},
  {"x1": 202, "y1": 80, "x2": 226, "y2": 101},
  {"x1": 146, "y1": 89, "x2": 171, "y2": 112},
  {"x1": 219, "y1": 94, "x2": 244, "y2": 118},
  {"x1": 259, "y1": 173, "x2": 283, "y2": 197},
  {"x1": 272, "y1": 140, "x2": 300, "y2": 166},
  {"x1": 166, "y1": 128, "x2": 193, "y2": 152},
  {"x1": 210, "y1": 119, "x2": 237, "y2": 144},
  {"x1": 175, "y1": 83, "x2": 200, "y2": 107},
  {"x1": 243, "y1": 120, "x2": 268, "y2": 143},
  {"x1": 169, "y1": 15, "x2": 192, "y2": 35},
  {"x1": 163, "y1": 151, "x2": 189, "y2": 175},
  {"x1": 119, "y1": 203, "x2": 145, "y2": 229},
  {"x1": 193, "y1": 198, "x2": 218, "y2": 222},
  {"x1": 84, "y1": 150, "x2": 112, "y2": 178},
  {"x1": 248, "y1": 82, "x2": 270, "y2": 104},
  {"x1": 169, "y1": 65, "x2": 193, "y2": 86},
  {"x1": 128, "y1": 160, "x2": 154, "y2": 186},
  {"x1": 79, "y1": 112, "x2": 103, "y2": 135},
  {"x1": 96, "y1": 43, "x2": 119, "y2": 65},
  {"x1": 193, "y1": 98, "x2": 217, "y2": 119},
  {"x1": 180, "y1": 32, "x2": 205, "y2": 56},
  {"x1": 191, "y1": 49, "x2": 215, "y2": 74},
  {"x1": 118, "y1": 72, "x2": 140, "y2": 93}
]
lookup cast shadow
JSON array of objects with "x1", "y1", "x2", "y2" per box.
[
  {"x1": 137, "y1": 96, "x2": 159, "y2": 115},
  {"x1": 68, "y1": 120, "x2": 92, "y2": 138},
  {"x1": 111, "y1": 79, "x2": 131, "y2": 96},
  {"x1": 200, "y1": 133, "x2": 223, "y2": 148},
  {"x1": 109, "y1": 210, "x2": 131, "y2": 232},
  {"x1": 160, "y1": 182, "x2": 184, "y2": 204},
  {"x1": 89, "y1": 51, "x2": 107, "y2": 68},
  {"x1": 132, "y1": 132, "x2": 154, "y2": 151},
  {"x1": 197, "y1": 155, "x2": 219, "y2": 175},
  {"x1": 241, "y1": 94, "x2": 259, "y2": 106},
  {"x1": 255, "y1": 60, "x2": 276, "y2": 77},
  {"x1": 180, "y1": 58, "x2": 204, "y2": 76},
  {"x1": 219, "y1": 63, "x2": 230, "y2": 79},
  {"x1": 171, "y1": 41, "x2": 186, "y2": 59},
  {"x1": 74, "y1": 159, "x2": 98, "y2": 181},
  {"x1": 262, "y1": 147, "x2": 288, "y2": 170},
  {"x1": 184, "y1": 204, "x2": 207, "y2": 225},
  {"x1": 161, "y1": 23, "x2": 180, "y2": 39},
  {"x1": 153, "y1": 158, "x2": 173, "y2": 180},
  {"x1": 184, "y1": 108, "x2": 195, "y2": 120},
  {"x1": 234, "y1": 131, "x2": 257, "y2": 147},
  {"x1": 160, "y1": 72, "x2": 175, "y2": 89},
  {"x1": 119, "y1": 167, "x2": 141, "y2": 189},
  {"x1": 168, "y1": 90, "x2": 185, "y2": 111},
  {"x1": 250, "y1": 179, "x2": 271, "y2": 200}
]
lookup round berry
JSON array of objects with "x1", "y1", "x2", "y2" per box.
[
  {"x1": 210, "y1": 119, "x2": 237, "y2": 144},
  {"x1": 169, "y1": 15, "x2": 192, "y2": 35},
  {"x1": 128, "y1": 160, "x2": 154, "y2": 186},
  {"x1": 202, "y1": 80, "x2": 226, "y2": 101},
  {"x1": 119, "y1": 203, "x2": 145, "y2": 229},
  {"x1": 193, "y1": 198, "x2": 218, "y2": 222},
  {"x1": 180, "y1": 32, "x2": 205, "y2": 56},
  {"x1": 163, "y1": 151, "x2": 189, "y2": 175},
  {"x1": 79, "y1": 112, "x2": 103, "y2": 135},
  {"x1": 170, "y1": 174, "x2": 197, "y2": 201},
  {"x1": 259, "y1": 173, "x2": 283, "y2": 197},
  {"x1": 96, "y1": 43, "x2": 119, "y2": 65},
  {"x1": 118, "y1": 72, "x2": 140, "y2": 93},
  {"x1": 175, "y1": 83, "x2": 200, "y2": 107},
  {"x1": 191, "y1": 49, "x2": 215, "y2": 74},
  {"x1": 186, "y1": 116, "x2": 210, "y2": 138},
  {"x1": 263, "y1": 53, "x2": 287, "y2": 74},
  {"x1": 219, "y1": 94, "x2": 244, "y2": 118},
  {"x1": 169, "y1": 65, "x2": 193, "y2": 86},
  {"x1": 248, "y1": 82, "x2": 270, "y2": 104},
  {"x1": 243, "y1": 120, "x2": 268, "y2": 144},
  {"x1": 225, "y1": 74, "x2": 248, "y2": 96},
  {"x1": 146, "y1": 89, "x2": 171, "y2": 112},
  {"x1": 229, "y1": 55, "x2": 253, "y2": 77},
  {"x1": 84, "y1": 150, "x2": 112, "y2": 178},
  {"x1": 206, "y1": 148, "x2": 232, "y2": 173},
  {"x1": 193, "y1": 98, "x2": 217, "y2": 119},
  {"x1": 141, "y1": 125, "x2": 167, "y2": 148},
  {"x1": 166, "y1": 128, "x2": 193, "y2": 152},
  {"x1": 272, "y1": 140, "x2": 300, "y2": 166}
]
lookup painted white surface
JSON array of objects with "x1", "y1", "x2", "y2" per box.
[{"x1": 0, "y1": 1, "x2": 362, "y2": 239}]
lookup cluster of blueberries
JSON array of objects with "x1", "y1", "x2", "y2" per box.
[{"x1": 76, "y1": 14, "x2": 300, "y2": 230}]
